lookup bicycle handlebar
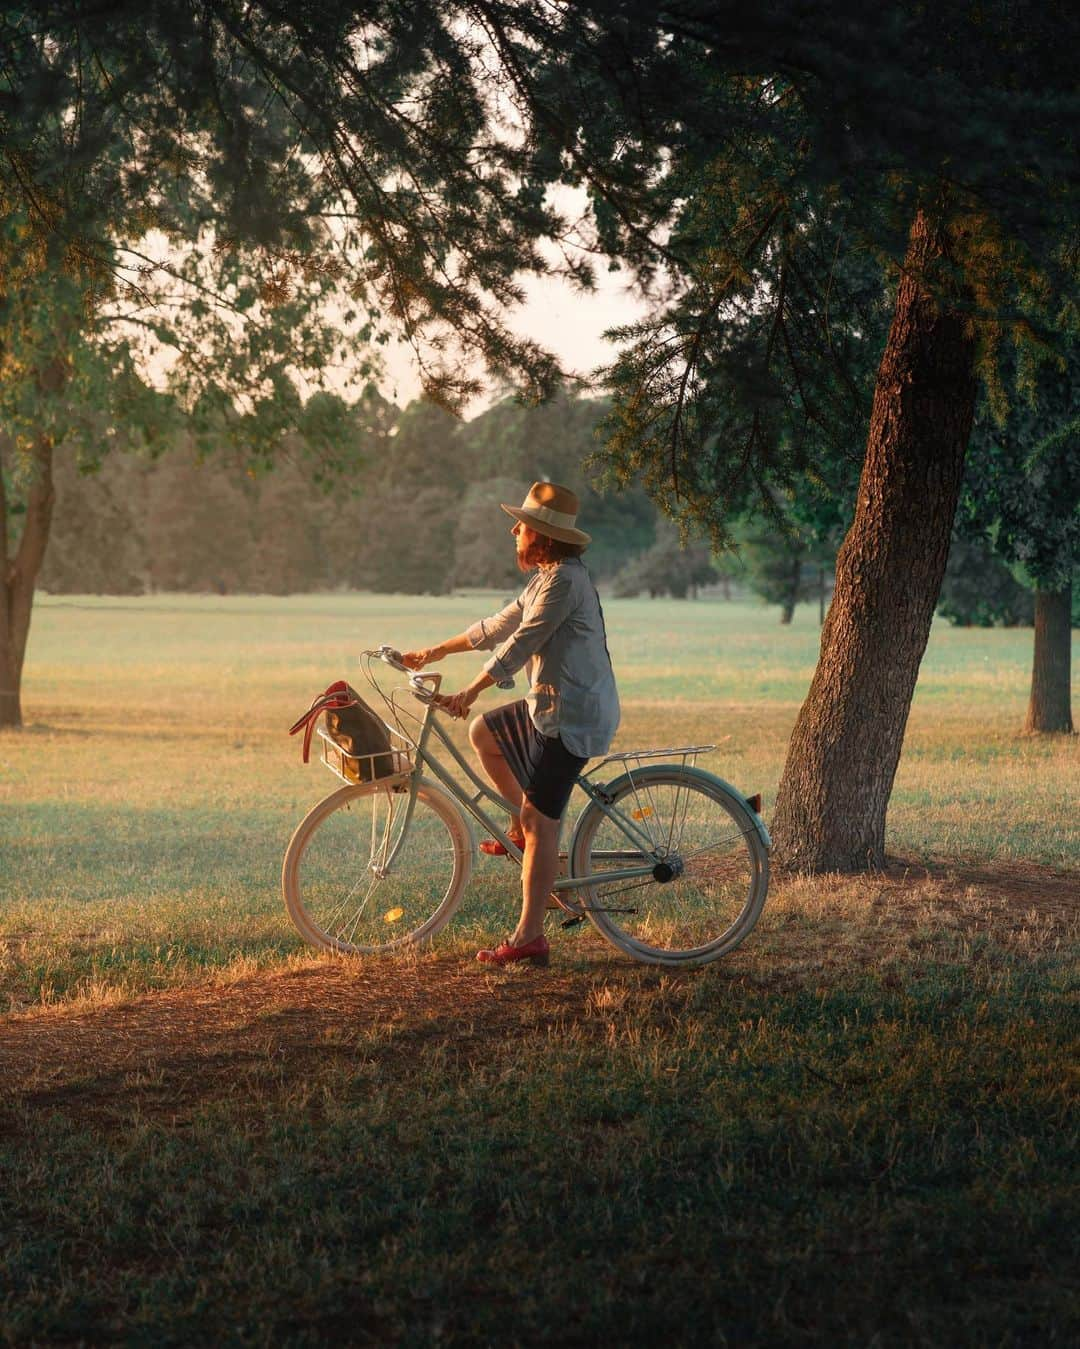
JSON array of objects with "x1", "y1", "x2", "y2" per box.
[
  {"x1": 376, "y1": 645, "x2": 410, "y2": 673},
  {"x1": 370, "y1": 646, "x2": 442, "y2": 706}
]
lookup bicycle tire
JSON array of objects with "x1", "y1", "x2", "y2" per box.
[
  {"x1": 282, "y1": 777, "x2": 473, "y2": 954},
  {"x1": 568, "y1": 765, "x2": 769, "y2": 966}
]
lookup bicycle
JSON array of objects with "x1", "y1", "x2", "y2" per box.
[{"x1": 281, "y1": 647, "x2": 771, "y2": 967}]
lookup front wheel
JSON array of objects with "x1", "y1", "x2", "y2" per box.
[
  {"x1": 569, "y1": 766, "x2": 769, "y2": 966},
  {"x1": 282, "y1": 778, "x2": 473, "y2": 954}
]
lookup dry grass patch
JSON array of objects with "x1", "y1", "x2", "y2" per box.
[
  {"x1": 761, "y1": 854, "x2": 1079, "y2": 973},
  {"x1": 3, "y1": 857, "x2": 1074, "y2": 1132}
]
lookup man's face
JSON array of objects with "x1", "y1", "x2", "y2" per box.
[{"x1": 512, "y1": 521, "x2": 543, "y2": 570}]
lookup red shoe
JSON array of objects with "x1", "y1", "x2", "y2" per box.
[
  {"x1": 479, "y1": 834, "x2": 525, "y2": 856},
  {"x1": 476, "y1": 935, "x2": 550, "y2": 967}
]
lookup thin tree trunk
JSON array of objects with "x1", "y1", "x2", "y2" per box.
[
  {"x1": 0, "y1": 435, "x2": 56, "y2": 729},
  {"x1": 771, "y1": 210, "x2": 977, "y2": 871},
  {"x1": 779, "y1": 554, "x2": 800, "y2": 624},
  {"x1": 1023, "y1": 584, "x2": 1074, "y2": 733}
]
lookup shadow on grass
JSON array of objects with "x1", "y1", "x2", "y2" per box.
[{"x1": 1, "y1": 954, "x2": 1076, "y2": 1347}]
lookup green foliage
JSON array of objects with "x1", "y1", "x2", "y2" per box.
[
  {"x1": 937, "y1": 536, "x2": 1035, "y2": 628},
  {"x1": 732, "y1": 497, "x2": 842, "y2": 622},
  {"x1": 476, "y1": 2, "x2": 1080, "y2": 541},
  {"x1": 739, "y1": 528, "x2": 813, "y2": 623},
  {"x1": 960, "y1": 343, "x2": 1080, "y2": 594},
  {"x1": 8, "y1": 4, "x2": 1075, "y2": 592},
  {"x1": 611, "y1": 520, "x2": 717, "y2": 599},
  {"x1": 377, "y1": 400, "x2": 464, "y2": 493},
  {"x1": 0, "y1": 1, "x2": 582, "y2": 413},
  {"x1": 0, "y1": 225, "x2": 177, "y2": 470},
  {"x1": 352, "y1": 487, "x2": 459, "y2": 595},
  {"x1": 5, "y1": 1, "x2": 1078, "y2": 534},
  {"x1": 451, "y1": 478, "x2": 530, "y2": 589}
]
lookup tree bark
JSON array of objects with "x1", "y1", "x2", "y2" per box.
[
  {"x1": 771, "y1": 210, "x2": 978, "y2": 871},
  {"x1": 0, "y1": 435, "x2": 56, "y2": 729},
  {"x1": 1023, "y1": 584, "x2": 1074, "y2": 734}
]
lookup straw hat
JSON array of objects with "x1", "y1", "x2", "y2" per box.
[{"x1": 500, "y1": 481, "x2": 591, "y2": 546}]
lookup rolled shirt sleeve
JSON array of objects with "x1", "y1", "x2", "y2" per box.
[
  {"x1": 466, "y1": 596, "x2": 524, "y2": 652},
  {"x1": 484, "y1": 567, "x2": 578, "y2": 686}
]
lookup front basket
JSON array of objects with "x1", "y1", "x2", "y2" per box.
[{"x1": 316, "y1": 726, "x2": 412, "y2": 786}]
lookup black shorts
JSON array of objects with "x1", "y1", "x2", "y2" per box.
[{"x1": 483, "y1": 700, "x2": 588, "y2": 821}]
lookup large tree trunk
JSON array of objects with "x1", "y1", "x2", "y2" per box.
[
  {"x1": 1023, "y1": 584, "x2": 1074, "y2": 734},
  {"x1": 0, "y1": 435, "x2": 56, "y2": 729},
  {"x1": 771, "y1": 211, "x2": 977, "y2": 871}
]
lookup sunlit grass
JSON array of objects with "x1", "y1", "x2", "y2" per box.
[{"x1": 1, "y1": 593, "x2": 1076, "y2": 1011}]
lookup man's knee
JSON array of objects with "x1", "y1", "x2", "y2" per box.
[
  {"x1": 521, "y1": 799, "x2": 558, "y2": 837},
  {"x1": 468, "y1": 714, "x2": 492, "y2": 751}
]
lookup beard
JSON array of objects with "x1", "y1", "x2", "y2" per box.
[{"x1": 516, "y1": 539, "x2": 547, "y2": 570}]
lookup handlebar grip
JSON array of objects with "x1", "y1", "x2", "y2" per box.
[
  {"x1": 370, "y1": 647, "x2": 441, "y2": 703},
  {"x1": 377, "y1": 645, "x2": 410, "y2": 672}
]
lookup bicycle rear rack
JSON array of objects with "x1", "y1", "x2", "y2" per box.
[{"x1": 585, "y1": 744, "x2": 716, "y2": 778}]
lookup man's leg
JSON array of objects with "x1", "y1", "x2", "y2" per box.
[
  {"x1": 512, "y1": 799, "x2": 560, "y2": 944},
  {"x1": 469, "y1": 715, "x2": 524, "y2": 836}
]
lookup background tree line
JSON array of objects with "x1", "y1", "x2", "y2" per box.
[
  {"x1": 38, "y1": 372, "x2": 1076, "y2": 646},
  {"x1": 37, "y1": 388, "x2": 659, "y2": 596}
]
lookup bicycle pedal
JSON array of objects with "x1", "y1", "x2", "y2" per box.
[{"x1": 560, "y1": 914, "x2": 585, "y2": 929}]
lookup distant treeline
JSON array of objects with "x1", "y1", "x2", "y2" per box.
[
  {"x1": 39, "y1": 384, "x2": 1064, "y2": 626},
  {"x1": 40, "y1": 391, "x2": 659, "y2": 595}
]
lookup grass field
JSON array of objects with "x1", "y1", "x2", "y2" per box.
[{"x1": 1, "y1": 593, "x2": 1077, "y2": 1345}]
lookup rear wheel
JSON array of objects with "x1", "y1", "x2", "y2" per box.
[
  {"x1": 282, "y1": 779, "x2": 472, "y2": 954},
  {"x1": 569, "y1": 766, "x2": 769, "y2": 966}
]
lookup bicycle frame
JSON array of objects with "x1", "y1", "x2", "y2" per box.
[
  {"x1": 287, "y1": 651, "x2": 771, "y2": 965},
  {"x1": 372, "y1": 670, "x2": 662, "y2": 894}
]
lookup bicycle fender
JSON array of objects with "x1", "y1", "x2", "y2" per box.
[{"x1": 589, "y1": 762, "x2": 772, "y2": 852}]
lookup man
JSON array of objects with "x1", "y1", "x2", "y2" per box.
[{"x1": 402, "y1": 482, "x2": 619, "y2": 966}]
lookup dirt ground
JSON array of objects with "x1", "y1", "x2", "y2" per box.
[{"x1": 2, "y1": 858, "x2": 1075, "y2": 1130}]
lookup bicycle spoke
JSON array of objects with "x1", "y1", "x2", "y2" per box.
[
  {"x1": 321, "y1": 873, "x2": 376, "y2": 938},
  {"x1": 574, "y1": 768, "x2": 768, "y2": 964},
  {"x1": 625, "y1": 769, "x2": 661, "y2": 852},
  {"x1": 679, "y1": 831, "x2": 752, "y2": 862},
  {"x1": 670, "y1": 776, "x2": 693, "y2": 853},
  {"x1": 342, "y1": 881, "x2": 379, "y2": 944},
  {"x1": 284, "y1": 783, "x2": 469, "y2": 955}
]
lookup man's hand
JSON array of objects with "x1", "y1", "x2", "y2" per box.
[
  {"x1": 401, "y1": 645, "x2": 443, "y2": 670},
  {"x1": 437, "y1": 666, "x2": 495, "y2": 718},
  {"x1": 436, "y1": 687, "x2": 478, "y2": 720}
]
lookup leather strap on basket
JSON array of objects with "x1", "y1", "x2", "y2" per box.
[{"x1": 288, "y1": 680, "x2": 363, "y2": 763}]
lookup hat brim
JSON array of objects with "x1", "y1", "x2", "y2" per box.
[{"x1": 500, "y1": 503, "x2": 591, "y2": 546}]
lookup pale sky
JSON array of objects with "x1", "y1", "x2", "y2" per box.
[
  {"x1": 377, "y1": 261, "x2": 651, "y2": 415},
  {"x1": 118, "y1": 204, "x2": 653, "y2": 418}
]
